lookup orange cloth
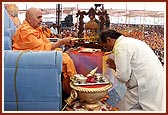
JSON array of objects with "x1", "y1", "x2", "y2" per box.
[
  {"x1": 43, "y1": 28, "x2": 52, "y2": 38},
  {"x1": 62, "y1": 53, "x2": 77, "y2": 94},
  {"x1": 12, "y1": 20, "x2": 77, "y2": 94},
  {"x1": 12, "y1": 20, "x2": 52, "y2": 50}
]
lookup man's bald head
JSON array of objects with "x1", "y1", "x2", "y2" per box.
[
  {"x1": 25, "y1": 7, "x2": 43, "y2": 29},
  {"x1": 26, "y1": 7, "x2": 42, "y2": 20}
]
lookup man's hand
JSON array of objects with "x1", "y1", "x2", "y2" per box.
[
  {"x1": 106, "y1": 58, "x2": 116, "y2": 71},
  {"x1": 62, "y1": 37, "x2": 79, "y2": 47},
  {"x1": 60, "y1": 37, "x2": 73, "y2": 46}
]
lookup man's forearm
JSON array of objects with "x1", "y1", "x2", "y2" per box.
[{"x1": 51, "y1": 39, "x2": 64, "y2": 50}]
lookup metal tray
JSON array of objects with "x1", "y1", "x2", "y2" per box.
[{"x1": 71, "y1": 73, "x2": 110, "y2": 86}]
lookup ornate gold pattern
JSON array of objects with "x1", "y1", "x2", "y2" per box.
[{"x1": 70, "y1": 82, "x2": 113, "y2": 110}]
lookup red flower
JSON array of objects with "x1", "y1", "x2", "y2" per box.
[
  {"x1": 101, "y1": 108, "x2": 106, "y2": 111},
  {"x1": 75, "y1": 105, "x2": 82, "y2": 109},
  {"x1": 86, "y1": 75, "x2": 96, "y2": 83}
]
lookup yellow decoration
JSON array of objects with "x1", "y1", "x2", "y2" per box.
[
  {"x1": 5, "y1": 4, "x2": 21, "y2": 28},
  {"x1": 85, "y1": 19, "x2": 99, "y2": 42}
]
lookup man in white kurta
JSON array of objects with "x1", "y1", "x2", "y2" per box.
[
  {"x1": 100, "y1": 29, "x2": 165, "y2": 111},
  {"x1": 50, "y1": 23, "x2": 58, "y2": 36}
]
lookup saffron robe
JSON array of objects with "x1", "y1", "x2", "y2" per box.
[{"x1": 12, "y1": 20, "x2": 77, "y2": 94}]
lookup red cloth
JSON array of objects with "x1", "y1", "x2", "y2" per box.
[
  {"x1": 80, "y1": 84, "x2": 107, "y2": 88},
  {"x1": 68, "y1": 48, "x2": 104, "y2": 76}
]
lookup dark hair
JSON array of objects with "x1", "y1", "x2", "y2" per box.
[{"x1": 100, "y1": 29, "x2": 122, "y2": 43}]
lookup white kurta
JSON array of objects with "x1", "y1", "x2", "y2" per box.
[
  {"x1": 113, "y1": 35, "x2": 165, "y2": 111},
  {"x1": 50, "y1": 27, "x2": 58, "y2": 35}
]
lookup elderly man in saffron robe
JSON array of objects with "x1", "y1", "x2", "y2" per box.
[{"x1": 12, "y1": 7, "x2": 77, "y2": 97}]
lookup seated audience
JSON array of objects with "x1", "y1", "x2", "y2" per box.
[{"x1": 50, "y1": 23, "x2": 59, "y2": 37}]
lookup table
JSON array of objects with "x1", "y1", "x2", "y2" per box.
[
  {"x1": 67, "y1": 47, "x2": 117, "y2": 87},
  {"x1": 67, "y1": 47, "x2": 104, "y2": 76},
  {"x1": 74, "y1": 42, "x2": 104, "y2": 49}
]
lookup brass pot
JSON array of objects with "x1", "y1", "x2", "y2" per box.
[{"x1": 70, "y1": 82, "x2": 112, "y2": 110}]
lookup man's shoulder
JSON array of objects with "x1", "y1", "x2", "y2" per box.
[
  {"x1": 50, "y1": 27, "x2": 54, "y2": 30},
  {"x1": 15, "y1": 25, "x2": 37, "y2": 37},
  {"x1": 19, "y1": 24, "x2": 36, "y2": 32}
]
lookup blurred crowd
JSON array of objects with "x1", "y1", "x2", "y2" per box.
[
  {"x1": 111, "y1": 23, "x2": 164, "y2": 66},
  {"x1": 4, "y1": 4, "x2": 164, "y2": 66},
  {"x1": 41, "y1": 23, "x2": 78, "y2": 39},
  {"x1": 41, "y1": 22, "x2": 164, "y2": 66}
]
